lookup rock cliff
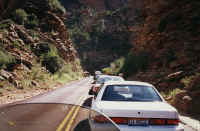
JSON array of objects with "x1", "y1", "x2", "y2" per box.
[
  {"x1": 128, "y1": 0, "x2": 200, "y2": 115},
  {"x1": 0, "y1": 0, "x2": 83, "y2": 94}
]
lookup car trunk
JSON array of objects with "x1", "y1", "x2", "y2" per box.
[{"x1": 95, "y1": 101, "x2": 178, "y2": 119}]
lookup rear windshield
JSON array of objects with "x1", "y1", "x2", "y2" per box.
[
  {"x1": 102, "y1": 85, "x2": 162, "y2": 102},
  {"x1": 97, "y1": 76, "x2": 124, "y2": 84},
  {"x1": 111, "y1": 77, "x2": 124, "y2": 81},
  {"x1": 97, "y1": 77, "x2": 112, "y2": 84}
]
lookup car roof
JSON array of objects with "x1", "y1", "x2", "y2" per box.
[
  {"x1": 104, "y1": 81, "x2": 153, "y2": 87},
  {"x1": 97, "y1": 75, "x2": 111, "y2": 78},
  {"x1": 95, "y1": 71, "x2": 102, "y2": 75},
  {"x1": 98, "y1": 75, "x2": 122, "y2": 78},
  {"x1": 97, "y1": 75, "x2": 124, "y2": 80}
]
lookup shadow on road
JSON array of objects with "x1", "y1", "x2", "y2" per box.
[
  {"x1": 74, "y1": 119, "x2": 91, "y2": 131},
  {"x1": 82, "y1": 97, "x2": 93, "y2": 107}
]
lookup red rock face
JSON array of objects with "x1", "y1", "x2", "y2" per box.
[{"x1": 127, "y1": 0, "x2": 200, "y2": 115}]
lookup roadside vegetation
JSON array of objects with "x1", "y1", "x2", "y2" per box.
[
  {"x1": 0, "y1": 50, "x2": 16, "y2": 69},
  {"x1": 0, "y1": 0, "x2": 83, "y2": 97},
  {"x1": 101, "y1": 51, "x2": 149, "y2": 78}
]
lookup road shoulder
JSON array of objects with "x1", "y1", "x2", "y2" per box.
[{"x1": 180, "y1": 115, "x2": 200, "y2": 131}]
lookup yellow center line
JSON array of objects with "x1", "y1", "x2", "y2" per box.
[
  {"x1": 56, "y1": 96, "x2": 84, "y2": 131},
  {"x1": 65, "y1": 106, "x2": 81, "y2": 131},
  {"x1": 65, "y1": 95, "x2": 87, "y2": 131}
]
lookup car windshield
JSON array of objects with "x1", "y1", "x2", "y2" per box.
[{"x1": 102, "y1": 85, "x2": 162, "y2": 102}]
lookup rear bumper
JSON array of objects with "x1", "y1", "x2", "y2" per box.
[
  {"x1": 89, "y1": 119, "x2": 184, "y2": 131},
  {"x1": 118, "y1": 124, "x2": 184, "y2": 131},
  {"x1": 89, "y1": 119, "x2": 120, "y2": 131}
]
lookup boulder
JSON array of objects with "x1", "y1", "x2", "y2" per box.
[
  {"x1": 182, "y1": 95, "x2": 192, "y2": 103},
  {"x1": 167, "y1": 71, "x2": 183, "y2": 80},
  {"x1": 0, "y1": 76, "x2": 5, "y2": 81},
  {"x1": 0, "y1": 69, "x2": 13, "y2": 81}
]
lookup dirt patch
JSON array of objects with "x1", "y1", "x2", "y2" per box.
[{"x1": 0, "y1": 83, "x2": 62, "y2": 105}]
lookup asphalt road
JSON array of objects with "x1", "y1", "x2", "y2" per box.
[
  {"x1": 0, "y1": 77, "x2": 196, "y2": 131},
  {"x1": 0, "y1": 78, "x2": 94, "y2": 131},
  {"x1": 184, "y1": 125, "x2": 197, "y2": 131}
]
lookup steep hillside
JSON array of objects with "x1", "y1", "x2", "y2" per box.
[
  {"x1": 60, "y1": 0, "x2": 128, "y2": 11},
  {"x1": 126, "y1": 0, "x2": 200, "y2": 115},
  {"x1": 0, "y1": 0, "x2": 83, "y2": 102},
  {"x1": 59, "y1": 0, "x2": 145, "y2": 72}
]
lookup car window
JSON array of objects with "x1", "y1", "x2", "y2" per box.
[
  {"x1": 97, "y1": 77, "x2": 112, "y2": 84},
  {"x1": 102, "y1": 85, "x2": 162, "y2": 102},
  {"x1": 111, "y1": 77, "x2": 124, "y2": 81}
]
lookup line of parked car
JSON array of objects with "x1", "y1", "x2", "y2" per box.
[{"x1": 88, "y1": 72, "x2": 184, "y2": 131}]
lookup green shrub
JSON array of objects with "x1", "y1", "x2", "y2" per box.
[
  {"x1": 13, "y1": 40, "x2": 21, "y2": 48},
  {"x1": 161, "y1": 88, "x2": 181, "y2": 100},
  {"x1": 48, "y1": 0, "x2": 66, "y2": 13},
  {"x1": 25, "y1": 14, "x2": 39, "y2": 29},
  {"x1": 0, "y1": 50, "x2": 16, "y2": 69},
  {"x1": 41, "y1": 46, "x2": 63, "y2": 73},
  {"x1": 181, "y1": 73, "x2": 200, "y2": 91},
  {"x1": 29, "y1": 30, "x2": 38, "y2": 40},
  {"x1": 121, "y1": 51, "x2": 149, "y2": 77},
  {"x1": 68, "y1": 27, "x2": 91, "y2": 46},
  {"x1": 12, "y1": 9, "x2": 28, "y2": 25},
  {"x1": 31, "y1": 64, "x2": 51, "y2": 81},
  {"x1": 102, "y1": 67, "x2": 112, "y2": 75},
  {"x1": 0, "y1": 23, "x2": 10, "y2": 29},
  {"x1": 102, "y1": 57, "x2": 125, "y2": 75},
  {"x1": 12, "y1": 9, "x2": 38, "y2": 28},
  {"x1": 0, "y1": 19, "x2": 13, "y2": 29},
  {"x1": 53, "y1": 62, "x2": 83, "y2": 84},
  {"x1": 32, "y1": 42, "x2": 50, "y2": 56},
  {"x1": 181, "y1": 75, "x2": 195, "y2": 89}
]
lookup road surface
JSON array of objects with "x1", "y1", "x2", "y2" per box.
[{"x1": 0, "y1": 77, "x2": 196, "y2": 131}]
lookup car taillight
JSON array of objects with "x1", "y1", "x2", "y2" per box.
[
  {"x1": 94, "y1": 87, "x2": 99, "y2": 92},
  {"x1": 111, "y1": 117, "x2": 128, "y2": 124},
  {"x1": 93, "y1": 115, "x2": 110, "y2": 123},
  {"x1": 167, "y1": 119, "x2": 179, "y2": 125},
  {"x1": 150, "y1": 119, "x2": 166, "y2": 125},
  {"x1": 94, "y1": 116, "x2": 180, "y2": 126},
  {"x1": 150, "y1": 119, "x2": 179, "y2": 125}
]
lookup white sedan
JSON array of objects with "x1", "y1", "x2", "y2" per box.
[
  {"x1": 90, "y1": 75, "x2": 124, "y2": 95},
  {"x1": 90, "y1": 81, "x2": 184, "y2": 131}
]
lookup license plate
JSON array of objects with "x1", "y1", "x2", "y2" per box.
[{"x1": 128, "y1": 119, "x2": 149, "y2": 126}]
